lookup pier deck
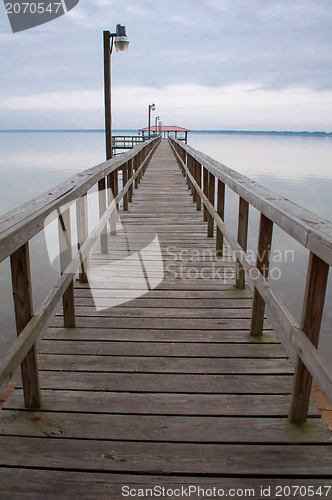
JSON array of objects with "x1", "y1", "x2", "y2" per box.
[{"x1": 0, "y1": 141, "x2": 332, "y2": 498}]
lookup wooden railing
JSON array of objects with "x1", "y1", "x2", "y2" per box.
[
  {"x1": 169, "y1": 136, "x2": 332, "y2": 424},
  {"x1": 112, "y1": 135, "x2": 145, "y2": 151},
  {"x1": 0, "y1": 136, "x2": 161, "y2": 408}
]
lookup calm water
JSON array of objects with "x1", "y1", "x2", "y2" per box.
[{"x1": 1, "y1": 130, "x2": 332, "y2": 365}]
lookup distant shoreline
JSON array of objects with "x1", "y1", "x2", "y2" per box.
[{"x1": 0, "y1": 129, "x2": 331, "y2": 137}]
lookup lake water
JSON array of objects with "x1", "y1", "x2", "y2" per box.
[{"x1": 1, "y1": 130, "x2": 332, "y2": 365}]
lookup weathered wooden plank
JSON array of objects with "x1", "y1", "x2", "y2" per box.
[
  {"x1": 37, "y1": 355, "x2": 292, "y2": 374},
  {"x1": 0, "y1": 412, "x2": 327, "y2": 443},
  {"x1": 0, "y1": 470, "x2": 331, "y2": 500},
  {"x1": 29, "y1": 372, "x2": 293, "y2": 393},
  {"x1": 49, "y1": 316, "x2": 272, "y2": 330},
  {"x1": 44, "y1": 327, "x2": 278, "y2": 343},
  {"x1": 1, "y1": 437, "x2": 332, "y2": 475},
  {"x1": 73, "y1": 289, "x2": 251, "y2": 300},
  {"x1": 6, "y1": 390, "x2": 320, "y2": 416},
  {"x1": 55, "y1": 306, "x2": 253, "y2": 319},
  {"x1": 72, "y1": 297, "x2": 253, "y2": 308},
  {"x1": 37, "y1": 341, "x2": 286, "y2": 358}
]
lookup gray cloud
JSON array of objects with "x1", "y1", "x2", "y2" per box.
[{"x1": 0, "y1": 0, "x2": 332, "y2": 129}]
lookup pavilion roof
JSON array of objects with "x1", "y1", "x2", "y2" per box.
[{"x1": 139, "y1": 126, "x2": 190, "y2": 132}]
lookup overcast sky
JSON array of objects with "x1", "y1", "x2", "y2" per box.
[{"x1": 1, "y1": 0, "x2": 332, "y2": 130}]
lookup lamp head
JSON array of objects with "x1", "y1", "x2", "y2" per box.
[{"x1": 114, "y1": 24, "x2": 129, "y2": 52}]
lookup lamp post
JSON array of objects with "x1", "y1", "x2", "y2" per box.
[
  {"x1": 148, "y1": 103, "x2": 155, "y2": 140},
  {"x1": 103, "y1": 25, "x2": 129, "y2": 160},
  {"x1": 155, "y1": 115, "x2": 159, "y2": 137}
]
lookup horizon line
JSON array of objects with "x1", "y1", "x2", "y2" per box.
[{"x1": 0, "y1": 128, "x2": 331, "y2": 135}]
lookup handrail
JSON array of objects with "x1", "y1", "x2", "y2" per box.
[
  {"x1": 170, "y1": 140, "x2": 332, "y2": 267},
  {"x1": 0, "y1": 138, "x2": 156, "y2": 264},
  {"x1": 169, "y1": 136, "x2": 332, "y2": 424},
  {"x1": 0, "y1": 136, "x2": 161, "y2": 407}
]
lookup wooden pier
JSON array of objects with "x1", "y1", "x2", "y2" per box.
[{"x1": 0, "y1": 139, "x2": 332, "y2": 498}]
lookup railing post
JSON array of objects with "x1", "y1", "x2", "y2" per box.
[
  {"x1": 250, "y1": 213, "x2": 273, "y2": 336},
  {"x1": 134, "y1": 154, "x2": 139, "y2": 189},
  {"x1": 58, "y1": 206, "x2": 76, "y2": 328},
  {"x1": 216, "y1": 180, "x2": 225, "y2": 256},
  {"x1": 207, "y1": 172, "x2": 215, "y2": 237},
  {"x1": 236, "y1": 197, "x2": 249, "y2": 289},
  {"x1": 195, "y1": 160, "x2": 201, "y2": 211},
  {"x1": 186, "y1": 154, "x2": 192, "y2": 190},
  {"x1": 288, "y1": 252, "x2": 329, "y2": 423},
  {"x1": 123, "y1": 162, "x2": 129, "y2": 211},
  {"x1": 76, "y1": 193, "x2": 88, "y2": 283},
  {"x1": 203, "y1": 167, "x2": 209, "y2": 222},
  {"x1": 98, "y1": 177, "x2": 108, "y2": 252},
  {"x1": 107, "y1": 172, "x2": 117, "y2": 235},
  {"x1": 128, "y1": 158, "x2": 134, "y2": 202},
  {"x1": 10, "y1": 243, "x2": 41, "y2": 408}
]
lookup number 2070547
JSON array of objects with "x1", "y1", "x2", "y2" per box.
[{"x1": 5, "y1": 3, "x2": 63, "y2": 15}]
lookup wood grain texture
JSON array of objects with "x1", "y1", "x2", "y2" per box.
[
  {"x1": 10, "y1": 243, "x2": 41, "y2": 408},
  {"x1": 1, "y1": 140, "x2": 331, "y2": 494}
]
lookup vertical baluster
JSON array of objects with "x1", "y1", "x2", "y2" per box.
[
  {"x1": 250, "y1": 213, "x2": 273, "y2": 336},
  {"x1": 196, "y1": 161, "x2": 202, "y2": 211},
  {"x1": 98, "y1": 177, "x2": 108, "y2": 252},
  {"x1": 216, "y1": 180, "x2": 225, "y2": 256},
  {"x1": 76, "y1": 193, "x2": 88, "y2": 283},
  {"x1": 186, "y1": 154, "x2": 190, "y2": 187},
  {"x1": 207, "y1": 172, "x2": 215, "y2": 237},
  {"x1": 128, "y1": 158, "x2": 134, "y2": 202},
  {"x1": 187, "y1": 154, "x2": 192, "y2": 191},
  {"x1": 203, "y1": 167, "x2": 209, "y2": 222},
  {"x1": 58, "y1": 206, "x2": 76, "y2": 327},
  {"x1": 123, "y1": 161, "x2": 129, "y2": 211},
  {"x1": 107, "y1": 171, "x2": 117, "y2": 235},
  {"x1": 134, "y1": 154, "x2": 139, "y2": 189},
  {"x1": 192, "y1": 158, "x2": 198, "y2": 205},
  {"x1": 10, "y1": 243, "x2": 41, "y2": 408},
  {"x1": 236, "y1": 197, "x2": 249, "y2": 289},
  {"x1": 288, "y1": 252, "x2": 329, "y2": 423}
]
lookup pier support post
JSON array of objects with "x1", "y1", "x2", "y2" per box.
[
  {"x1": 76, "y1": 193, "x2": 89, "y2": 283},
  {"x1": 58, "y1": 207, "x2": 76, "y2": 328},
  {"x1": 207, "y1": 172, "x2": 215, "y2": 237},
  {"x1": 236, "y1": 197, "x2": 249, "y2": 289},
  {"x1": 98, "y1": 177, "x2": 109, "y2": 252},
  {"x1": 203, "y1": 167, "x2": 209, "y2": 222},
  {"x1": 216, "y1": 180, "x2": 225, "y2": 256},
  {"x1": 123, "y1": 162, "x2": 129, "y2": 211},
  {"x1": 289, "y1": 252, "x2": 329, "y2": 423},
  {"x1": 128, "y1": 158, "x2": 133, "y2": 202},
  {"x1": 250, "y1": 214, "x2": 273, "y2": 336},
  {"x1": 195, "y1": 160, "x2": 201, "y2": 211},
  {"x1": 10, "y1": 243, "x2": 41, "y2": 408}
]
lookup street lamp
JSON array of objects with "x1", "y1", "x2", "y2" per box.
[
  {"x1": 104, "y1": 25, "x2": 129, "y2": 160},
  {"x1": 148, "y1": 103, "x2": 155, "y2": 140},
  {"x1": 155, "y1": 115, "x2": 160, "y2": 137}
]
